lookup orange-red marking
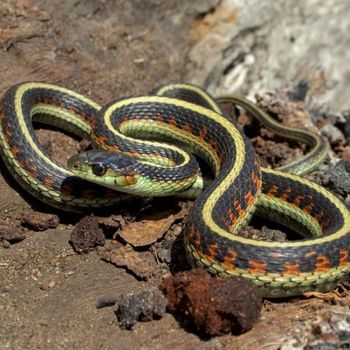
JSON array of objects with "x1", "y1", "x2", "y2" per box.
[
  {"x1": 280, "y1": 188, "x2": 292, "y2": 201},
  {"x1": 244, "y1": 191, "x2": 255, "y2": 207},
  {"x1": 315, "y1": 255, "x2": 330, "y2": 272},
  {"x1": 199, "y1": 128, "x2": 207, "y2": 141},
  {"x1": 314, "y1": 210, "x2": 325, "y2": 222},
  {"x1": 283, "y1": 262, "x2": 300, "y2": 276},
  {"x1": 233, "y1": 200, "x2": 244, "y2": 219},
  {"x1": 29, "y1": 164, "x2": 38, "y2": 179},
  {"x1": 182, "y1": 123, "x2": 192, "y2": 134},
  {"x1": 210, "y1": 138, "x2": 219, "y2": 150},
  {"x1": 319, "y1": 219, "x2": 330, "y2": 231},
  {"x1": 186, "y1": 224, "x2": 202, "y2": 249},
  {"x1": 251, "y1": 171, "x2": 261, "y2": 187},
  {"x1": 4, "y1": 129, "x2": 13, "y2": 143},
  {"x1": 94, "y1": 135, "x2": 107, "y2": 146},
  {"x1": 292, "y1": 195, "x2": 303, "y2": 207},
  {"x1": 226, "y1": 207, "x2": 236, "y2": 225},
  {"x1": 303, "y1": 203, "x2": 314, "y2": 215},
  {"x1": 156, "y1": 115, "x2": 164, "y2": 123},
  {"x1": 11, "y1": 145, "x2": 20, "y2": 157},
  {"x1": 105, "y1": 144, "x2": 120, "y2": 152},
  {"x1": 339, "y1": 249, "x2": 349, "y2": 267},
  {"x1": 168, "y1": 117, "x2": 177, "y2": 128},
  {"x1": 248, "y1": 259, "x2": 267, "y2": 274},
  {"x1": 267, "y1": 184, "x2": 279, "y2": 197},
  {"x1": 43, "y1": 176, "x2": 55, "y2": 188},
  {"x1": 223, "y1": 248, "x2": 237, "y2": 268},
  {"x1": 207, "y1": 244, "x2": 218, "y2": 260}
]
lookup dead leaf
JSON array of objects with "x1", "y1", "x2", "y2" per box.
[
  {"x1": 103, "y1": 244, "x2": 156, "y2": 280},
  {"x1": 119, "y1": 208, "x2": 186, "y2": 247}
]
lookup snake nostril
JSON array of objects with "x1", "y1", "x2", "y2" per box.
[{"x1": 72, "y1": 162, "x2": 80, "y2": 171}]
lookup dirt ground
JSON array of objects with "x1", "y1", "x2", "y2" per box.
[{"x1": 1, "y1": 1, "x2": 350, "y2": 349}]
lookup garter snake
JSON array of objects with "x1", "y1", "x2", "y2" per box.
[{"x1": 0, "y1": 82, "x2": 350, "y2": 297}]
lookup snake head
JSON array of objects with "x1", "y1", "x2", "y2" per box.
[{"x1": 68, "y1": 150, "x2": 140, "y2": 190}]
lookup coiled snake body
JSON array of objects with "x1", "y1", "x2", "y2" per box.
[{"x1": 0, "y1": 82, "x2": 349, "y2": 297}]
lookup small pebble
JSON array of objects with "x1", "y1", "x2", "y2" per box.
[
  {"x1": 2, "y1": 240, "x2": 11, "y2": 248},
  {"x1": 115, "y1": 289, "x2": 167, "y2": 330},
  {"x1": 39, "y1": 281, "x2": 55, "y2": 290}
]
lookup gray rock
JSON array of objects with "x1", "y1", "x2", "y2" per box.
[{"x1": 185, "y1": 0, "x2": 350, "y2": 112}]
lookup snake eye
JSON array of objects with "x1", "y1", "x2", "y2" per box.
[{"x1": 92, "y1": 163, "x2": 107, "y2": 176}]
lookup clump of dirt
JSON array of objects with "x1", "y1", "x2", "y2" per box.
[
  {"x1": 160, "y1": 269, "x2": 262, "y2": 337},
  {"x1": 70, "y1": 214, "x2": 105, "y2": 253},
  {"x1": 0, "y1": 225, "x2": 26, "y2": 247},
  {"x1": 22, "y1": 212, "x2": 59, "y2": 231}
]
